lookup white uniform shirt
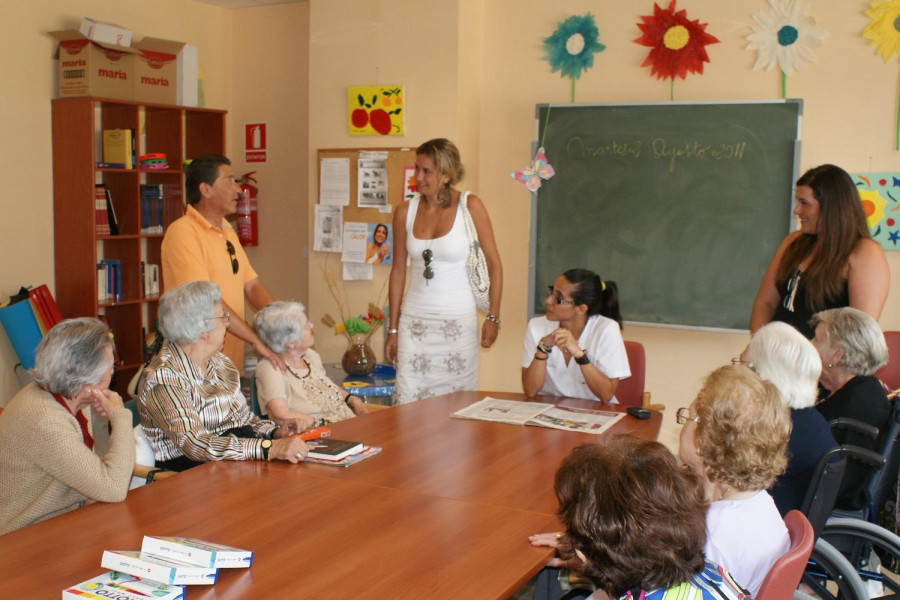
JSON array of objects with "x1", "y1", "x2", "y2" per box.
[{"x1": 521, "y1": 314, "x2": 631, "y2": 402}]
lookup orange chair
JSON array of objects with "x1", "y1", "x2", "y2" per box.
[
  {"x1": 617, "y1": 341, "x2": 663, "y2": 411},
  {"x1": 756, "y1": 510, "x2": 815, "y2": 600},
  {"x1": 876, "y1": 331, "x2": 900, "y2": 392}
]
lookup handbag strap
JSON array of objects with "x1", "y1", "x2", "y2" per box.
[{"x1": 459, "y1": 191, "x2": 479, "y2": 245}]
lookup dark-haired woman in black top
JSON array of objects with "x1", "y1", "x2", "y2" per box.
[{"x1": 521, "y1": 268, "x2": 630, "y2": 402}]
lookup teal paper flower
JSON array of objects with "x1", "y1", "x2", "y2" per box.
[{"x1": 543, "y1": 13, "x2": 606, "y2": 101}]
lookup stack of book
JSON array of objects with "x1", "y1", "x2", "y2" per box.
[
  {"x1": 63, "y1": 536, "x2": 252, "y2": 598},
  {"x1": 97, "y1": 259, "x2": 122, "y2": 303},
  {"x1": 93, "y1": 184, "x2": 118, "y2": 236},
  {"x1": 140, "y1": 183, "x2": 164, "y2": 234},
  {"x1": 304, "y1": 437, "x2": 382, "y2": 467}
]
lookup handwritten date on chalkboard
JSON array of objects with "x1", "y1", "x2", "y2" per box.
[{"x1": 566, "y1": 136, "x2": 747, "y2": 172}]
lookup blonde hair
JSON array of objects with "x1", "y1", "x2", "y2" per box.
[{"x1": 693, "y1": 365, "x2": 790, "y2": 491}]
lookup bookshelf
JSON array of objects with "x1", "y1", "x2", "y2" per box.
[{"x1": 51, "y1": 97, "x2": 226, "y2": 396}]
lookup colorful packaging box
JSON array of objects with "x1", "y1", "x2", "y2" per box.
[
  {"x1": 142, "y1": 536, "x2": 254, "y2": 568},
  {"x1": 62, "y1": 570, "x2": 183, "y2": 600},
  {"x1": 100, "y1": 550, "x2": 217, "y2": 586}
]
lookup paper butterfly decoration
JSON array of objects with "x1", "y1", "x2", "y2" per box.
[{"x1": 510, "y1": 147, "x2": 555, "y2": 192}]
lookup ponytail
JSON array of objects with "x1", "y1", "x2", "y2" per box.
[{"x1": 563, "y1": 268, "x2": 624, "y2": 330}]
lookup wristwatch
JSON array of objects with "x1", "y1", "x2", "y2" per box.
[
  {"x1": 537, "y1": 341, "x2": 553, "y2": 354},
  {"x1": 575, "y1": 350, "x2": 591, "y2": 365},
  {"x1": 260, "y1": 438, "x2": 273, "y2": 461}
]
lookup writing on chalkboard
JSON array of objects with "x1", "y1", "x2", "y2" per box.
[{"x1": 531, "y1": 101, "x2": 802, "y2": 330}]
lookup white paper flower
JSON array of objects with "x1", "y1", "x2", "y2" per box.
[{"x1": 746, "y1": 0, "x2": 828, "y2": 76}]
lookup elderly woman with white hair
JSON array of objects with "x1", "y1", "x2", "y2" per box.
[
  {"x1": 743, "y1": 321, "x2": 837, "y2": 516},
  {"x1": 253, "y1": 301, "x2": 369, "y2": 427},
  {"x1": 0, "y1": 318, "x2": 134, "y2": 535},
  {"x1": 139, "y1": 281, "x2": 308, "y2": 472},
  {"x1": 811, "y1": 306, "x2": 891, "y2": 510}
]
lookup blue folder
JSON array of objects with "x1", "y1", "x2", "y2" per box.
[{"x1": 0, "y1": 299, "x2": 43, "y2": 369}]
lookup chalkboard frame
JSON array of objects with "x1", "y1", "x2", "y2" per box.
[{"x1": 527, "y1": 99, "x2": 803, "y2": 332}]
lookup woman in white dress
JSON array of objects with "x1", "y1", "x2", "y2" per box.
[{"x1": 385, "y1": 139, "x2": 503, "y2": 404}]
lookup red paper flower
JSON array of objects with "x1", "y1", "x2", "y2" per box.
[{"x1": 635, "y1": 0, "x2": 719, "y2": 80}]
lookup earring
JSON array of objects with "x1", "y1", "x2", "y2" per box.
[{"x1": 827, "y1": 363, "x2": 833, "y2": 368}]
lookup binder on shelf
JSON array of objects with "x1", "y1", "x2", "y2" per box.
[
  {"x1": 28, "y1": 284, "x2": 63, "y2": 332},
  {"x1": 141, "y1": 262, "x2": 159, "y2": 298},
  {"x1": 99, "y1": 259, "x2": 122, "y2": 302}
]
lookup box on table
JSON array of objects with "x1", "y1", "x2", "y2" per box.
[
  {"x1": 50, "y1": 30, "x2": 135, "y2": 101},
  {"x1": 133, "y1": 37, "x2": 197, "y2": 106},
  {"x1": 100, "y1": 550, "x2": 217, "y2": 585},
  {"x1": 62, "y1": 570, "x2": 183, "y2": 600},
  {"x1": 142, "y1": 536, "x2": 253, "y2": 568},
  {"x1": 79, "y1": 17, "x2": 132, "y2": 47}
]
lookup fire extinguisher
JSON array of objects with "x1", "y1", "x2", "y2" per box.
[{"x1": 236, "y1": 172, "x2": 259, "y2": 247}]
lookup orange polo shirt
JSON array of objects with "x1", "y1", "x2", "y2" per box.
[{"x1": 161, "y1": 205, "x2": 257, "y2": 371}]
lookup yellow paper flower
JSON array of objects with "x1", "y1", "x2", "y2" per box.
[
  {"x1": 859, "y1": 188, "x2": 888, "y2": 229},
  {"x1": 863, "y1": 0, "x2": 900, "y2": 62}
]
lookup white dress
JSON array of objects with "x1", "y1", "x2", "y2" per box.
[
  {"x1": 521, "y1": 314, "x2": 630, "y2": 402},
  {"x1": 394, "y1": 193, "x2": 479, "y2": 404}
]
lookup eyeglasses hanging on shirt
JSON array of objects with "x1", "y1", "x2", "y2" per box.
[
  {"x1": 226, "y1": 241, "x2": 239, "y2": 274},
  {"x1": 422, "y1": 248, "x2": 434, "y2": 283},
  {"x1": 782, "y1": 268, "x2": 801, "y2": 312}
]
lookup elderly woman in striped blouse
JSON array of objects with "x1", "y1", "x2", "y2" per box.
[{"x1": 139, "y1": 281, "x2": 308, "y2": 471}]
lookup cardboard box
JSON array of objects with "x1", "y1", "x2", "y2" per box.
[
  {"x1": 134, "y1": 37, "x2": 196, "y2": 105},
  {"x1": 79, "y1": 17, "x2": 132, "y2": 47},
  {"x1": 51, "y1": 30, "x2": 135, "y2": 101}
]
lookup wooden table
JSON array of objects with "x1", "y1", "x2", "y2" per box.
[{"x1": 0, "y1": 391, "x2": 660, "y2": 599}]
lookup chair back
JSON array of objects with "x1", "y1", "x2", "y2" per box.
[
  {"x1": 876, "y1": 331, "x2": 900, "y2": 391},
  {"x1": 802, "y1": 446, "x2": 848, "y2": 538},
  {"x1": 123, "y1": 398, "x2": 141, "y2": 428},
  {"x1": 756, "y1": 510, "x2": 815, "y2": 600},
  {"x1": 249, "y1": 376, "x2": 263, "y2": 417},
  {"x1": 616, "y1": 341, "x2": 645, "y2": 408}
]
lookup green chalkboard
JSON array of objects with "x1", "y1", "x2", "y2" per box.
[{"x1": 531, "y1": 100, "x2": 801, "y2": 330}]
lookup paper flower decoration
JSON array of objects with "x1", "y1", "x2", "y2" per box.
[
  {"x1": 862, "y1": 0, "x2": 900, "y2": 148},
  {"x1": 745, "y1": 0, "x2": 828, "y2": 97},
  {"x1": 863, "y1": 0, "x2": 900, "y2": 61},
  {"x1": 635, "y1": 0, "x2": 719, "y2": 98},
  {"x1": 510, "y1": 148, "x2": 555, "y2": 192},
  {"x1": 543, "y1": 13, "x2": 606, "y2": 102}
]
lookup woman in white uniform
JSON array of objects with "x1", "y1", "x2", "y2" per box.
[
  {"x1": 521, "y1": 268, "x2": 629, "y2": 402},
  {"x1": 385, "y1": 139, "x2": 503, "y2": 404}
]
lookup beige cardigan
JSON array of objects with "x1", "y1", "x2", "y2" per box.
[{"x1": 0, "y1": 383, "x2": 134, "y2": 535}]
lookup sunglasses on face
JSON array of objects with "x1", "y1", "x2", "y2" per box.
[{"x1": 226, "y1": 241, "x2": 239, "y2": 274}]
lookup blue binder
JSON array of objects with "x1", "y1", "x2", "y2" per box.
[{"x1": 0, "y1": 299, "x2": 43, "y2": 369}]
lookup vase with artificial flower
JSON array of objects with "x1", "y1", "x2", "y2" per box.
[{"x1": 321, "y1": 266, "x2": 388, "y2": 376}]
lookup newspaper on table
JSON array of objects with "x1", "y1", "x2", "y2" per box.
[{"x1": 450, "y1": 397, "x2": 625, "y2": 435}]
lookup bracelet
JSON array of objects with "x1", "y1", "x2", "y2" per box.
[
  {"x1": 533, "y1": 354, "x2": 548, "y2": 361},
  {"x1": 387, "y1": 328, "x2": 399, "y2": 335},
  {"x1": 346, "y1": 393, "x2": 358, "y2": 405},
  {"x1": 269, "y1": 426, "x2": 279, "y2": 440},
  {"x1": 537, "y1": 342, "x2": 553, "y2": 354},
  {"x1": 575, "y1": 350, "x2": 591, "y2": 366},
  {"x1": 485, "y1": 314, "x2": 501, "y2": 326}
]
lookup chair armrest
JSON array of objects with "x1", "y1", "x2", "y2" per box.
[{"x1": 829, "y1": 417, "x2": 879, "y2": 441}]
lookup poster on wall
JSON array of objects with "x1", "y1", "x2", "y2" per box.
[
  {"x1": 320, "y1": 157, "x2": 350, "y2": 206},
  {"x1": 314, "y1": 205, "x2": 342, "y2": 252},
  {"x1": 358, "y1": 151, "x2": 388, "y2": 208},
  {"x1": 852, "y1": 173, "x2": 900, "y2": 250},
  {"x1": 347, "y1": 85, "x2": 404, "y2": 136}
]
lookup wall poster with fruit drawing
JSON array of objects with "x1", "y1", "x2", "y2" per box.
[{"x1": 348, "y1": 85, "x2": 404, "y2": 136}]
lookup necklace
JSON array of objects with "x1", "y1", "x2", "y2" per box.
[{"x1": 285, "y1": 356, "x2": 311, "y2": 379}]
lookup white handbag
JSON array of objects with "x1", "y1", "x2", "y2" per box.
[{"x1": 459, "y1": 191, "x2": 491, "y2": 313}]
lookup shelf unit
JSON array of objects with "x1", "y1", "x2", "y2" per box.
[{"x1": 51, "y1": 97, "x2": 226, "y2": 396}]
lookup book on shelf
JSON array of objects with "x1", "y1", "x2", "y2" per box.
[
  {"x1": 100, "y1": 550, "x2": 218, "y2": 585},
  {"x1": 28, "y1": 284, "x2": 62, "y2": 333},
  {"x1": 304, "y1": 444, "x2": 382, "y2": 467},
  {"x1": 450, "y1": 397, "x2": 625, "y2": 435},
  {"x1": 305, "y1": 438, "x2": 364, "y2": 461},
  {"x1": 98, "y1": 259, "x2": 122, "y2": 302},
  {"x1": 63, "y1": 570, "x2": 184, "y2": 600},
  {"x1": 140, "y1": 183, "x2": 164, "y2": 234},
  {"x1": 141, "y1": 262, "x2": 159, "y2": 298},
  {"x1": 104, "y1": 185, "x2": 119, "y2": 235},
  {"x1": 97, "y1": 263, "x2": 107, "y2": 302},
  {"x1": 102, "y1": 129, "x2": 133, "y2": 169},
  {"x1": 141, "y1": 536, "x2": 253, "y2": 569},
  {"x1": 94, "y1": 184, "x2": 110, "y2": 236}
]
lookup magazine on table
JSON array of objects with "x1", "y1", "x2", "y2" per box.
[{"x1": 450, "y1": 397, "x2": 624, "y2": 434}]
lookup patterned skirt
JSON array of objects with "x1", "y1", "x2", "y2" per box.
[{"x1": 393, "y1": 311, "x2": 479, "y2": 404}]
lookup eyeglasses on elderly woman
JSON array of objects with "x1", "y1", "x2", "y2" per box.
[{"x1": 675, "y1": 407, "x2": 700, "y2": 425}]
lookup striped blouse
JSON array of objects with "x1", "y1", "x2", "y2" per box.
[{"x1": 139, "y1": 341, "x2": 276, "y2": 463}]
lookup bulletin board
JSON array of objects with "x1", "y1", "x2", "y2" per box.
[{"x1": 316, "y1": 147, "x2": 417, "y2": 223}]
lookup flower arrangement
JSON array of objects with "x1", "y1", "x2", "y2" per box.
[{"x1": 320, "y1": 267, "x2": 388, "y2": 344}]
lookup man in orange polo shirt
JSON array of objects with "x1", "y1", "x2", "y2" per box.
[{"x1": 162, "y1": 154, "x2": 283, "y2": 372}]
